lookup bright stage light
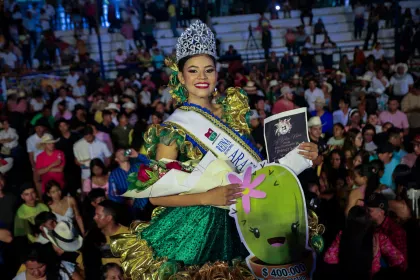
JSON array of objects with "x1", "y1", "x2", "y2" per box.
[{"x1": 275, "y1": 5, "x2": 281, "y2": 11}]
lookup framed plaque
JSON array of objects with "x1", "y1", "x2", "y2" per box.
[{"x1": 264, "y1": 108, "x2": 309, "y2": 163}]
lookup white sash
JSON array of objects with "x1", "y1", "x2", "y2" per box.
[{"x1": 165, "y1": 107, "x2": 261, "y2": 172}]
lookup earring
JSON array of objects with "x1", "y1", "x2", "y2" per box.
[{"x1": 212, "y1": 89, "x2": 219, "y2": 97}]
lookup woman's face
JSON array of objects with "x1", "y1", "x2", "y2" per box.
[
  {"x1": 151, "y1": 115, "x2": 162, "y2": 125},
  {"x1": 92, "y1": 165, "x2": 103, "y2": 176},
  {"x1": 26, "y1": 261, "x2": 47, "y2": 279},
  {"x1": 105, "y1": 267, "x2": 123, "y2": 280},
  {"x1": 353, "y1": 171, "x2": 367, "y2": 187},
  {"x1": 344, "y1": 150, "x2": 353, "y2": 159},
  {"x1": 363, "y1": 129, "x2": 375, "y2": 143},
  {"x1": 354, "y1": 133, "x2": 363, "y2": 148},
  {"x1": 178, "y1": 55, "x2": 217, "y2": 102},
  {"x1": 2, "y1": 121, "x2": 9, "y2": 130},
  {"x1": 48, "y1": 185, "x2": 62, "y2": 200},
  {"x1": 353, "y1": 155, "x2": 362, "y2": 168},
  {"x1": 333, "y1": 125, "x2": 344, "y2": 138},
  {"x1": 330, "y1": 153, "x2": 341, "y2": 169},
  {"x1": 351, "y1": 113, "x2": 361, "y2": 124}
]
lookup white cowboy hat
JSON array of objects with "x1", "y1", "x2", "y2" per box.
[
  {"x1": 292, "y1": 74, "x2": 300, "y2": 80},
  {"x1": 269, "y1": 80, "x2": 279, "y2": 88},
  {"x1": 395, "y1": 63, "x2": 408, "y2": 74},
  {"x1": 357, "y1": 75, "x2": 372, "y2": 82},
  {"x1": 323, "y1": 82, "x2": 332, "y2": 93},
  {"x1": 44, "y1": 221, "x2": 83, "y2": 252},
  {"x1": 308, "y1": 116, "x2": 324, "y2": 128},
  {"x1": 124, "y1": 88, "x2": 136, "y2": 97},
  {"x1": 249, "y1": 109, "x2": 260, "y2": 120},
  {"x1": 122, "y1": 101, "x2": 136, "y2": 110},
  {"x1": 105, "y1": 103, "x2": 120, "y2": 112},
  {"x1": 36, "y1": 134, "x2": 59, "y2": 149}
]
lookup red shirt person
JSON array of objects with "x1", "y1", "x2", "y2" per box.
[{"x1": 35, "y1": 135, "x2": 66, "y2": 193}]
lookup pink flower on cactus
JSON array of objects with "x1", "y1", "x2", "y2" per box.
[{"x1": 228, "y1": 166, "x2": 266, "y2": 214}]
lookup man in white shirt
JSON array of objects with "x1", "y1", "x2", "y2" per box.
[
  {"x1": 304, "y1": 79, "x2": 324, "y2": 111},
  {"x1": 0, "y1": 119, "x2": 19, "y2": 152},
  {"x1": 115, "y1": 48, "x2": 127, "y2": 70},
  {"x1": 51, "y1": 87, "x2": 76, "y2": 117},
  {"x1": 333, "y1": 96, "x2": 351, "y2": 126},
  {"x1": 73, "y1": 126, "x2": 112, "y2": 180},
  {"x1": 65, "y1": 69, "x2": 80, "y2": 88},
  {"x1": 390, "y1": 63, "x2": 414, "y2": 98},
  {"x1": 371, "y1": 69, "x2": 390, "y2": 93}
]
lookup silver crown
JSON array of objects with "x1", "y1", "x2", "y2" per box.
[{"x1": 176, "y1": 20, "x2": 217, "y2": 62}]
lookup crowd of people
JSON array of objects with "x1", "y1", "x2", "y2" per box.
[{"x1": 0, "y1": 1, "x2": 420, "y2": 280}]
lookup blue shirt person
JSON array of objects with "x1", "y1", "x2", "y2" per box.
[
  {"x1": 108, "y1": 149, "x2": 150, "y2": 209},
  {"x1": 311, "y1": 97, "x2": 333, "y2": 135},
  {"x1": 376, "y1": 143, "x2": 400, "y2": 191}
]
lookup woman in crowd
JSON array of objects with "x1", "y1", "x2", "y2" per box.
[
  {"x1": 342, "y1": 128, "x2": 364, "y2": 162},
  {"x1": 45, "y1": 180, "x2": 85, "y2": 236},
  {"x1": 362, "y1": 124, "x2": 378, "y2": 154},
  {"x1": 324, "y1": 206, "x2": 406, "y2": 279},
  {"x1": 100, "y1": 263, "x2": 124, "y2": 280},
  {"x1": 14, "y1": 243, "x2": 83, "y2": 280},
  {"x1": 345, "y1": 109, "x2": 363, "y2": 131},
  {"x1": 82, "y1": 158, "x2": 109, "y2": 196}
]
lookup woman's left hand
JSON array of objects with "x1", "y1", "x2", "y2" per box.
[{"x1": 298, "y1": 142, "x2": 318, "y2": 161}]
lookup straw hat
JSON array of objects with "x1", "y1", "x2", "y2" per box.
[
  {"x1": 336, "y1": 70, "x2": 346, "y2": 77},
  {"x1": 244, "y1": 81, "x2": 257, "y2": 93},
  {"x1": 323, "y1": 82, "x2": 332, "y2": 93},
  {"x1": 292, "y1": 74, "x2": 300, "y2": 80},
  {"x1": 142, "y1": 72, "x2": 151, "y2": 79},
  {"x1": 308, "y1": 116, "x2": 324, "y2": 128},
  {"x1": 280, "y1": 86, "x2": 292, "y2": 97},
  {"x1": 44, "y1": 221, "x2": 83, "y2": 252},
  {"x1": 395, "y1": 63, "x2": 408, "y2": 74},
  {"x1": 36, "y1": 134, "x2": 59, "y2": 149}
]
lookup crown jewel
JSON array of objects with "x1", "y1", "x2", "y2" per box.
[{"x1": 176, "y1": 20, "x2": 217, "y2": 62}]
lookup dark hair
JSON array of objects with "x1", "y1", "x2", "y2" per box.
[
  {"x1": 362, "y1": 124, "x2": 376, "y2": 136},
  {"x1": 177, "y1": 54, "x2": 216, "y2": 72},
  {"x1": 102, "y1": 110, "x2": 112, "y2": 117},
  {"x1": 339, "y1": 206, "x2": 373, "y2": 280},
  {"x1": 131, "y1": 120, "x2": 147, "y2": 151},
  {"x1": 34, "y1": 211, "x2": 56, "y2": 233},
  {"x1": 387, "y1": 127, "x2": 401, "y2": 140},
  {"x1": 23, "y1": 243, "x2": 62, "y2": 280},
  {"x1": 333, "y1": 122, "x2": 345, "y2": 130},
  {"x1": 100, "y1": 263, "x2": 124, "y2": 280},
  {"x1": 88, "y1": 188, "x2": 106, "y2": 201},
  {"x1": 45, "y1": 180, "x2": 62, "y2": 194},
  {"x1": 151, "y1": 111, "x2": 164, "y2": 121},
  {"x1": 388, "y1": 96, "x2": 400, "y2": 103},
  {"x1": 353, "y1": 150, "x2": 369, "y2": 165},
  {"x1": 354, "y1": 163, "x2": 380, "y2": 199},
  {"x1": 117, "y1": 111, "x2": 129, "y2": 121},
  {"x1": 98, "y1": 200, "x2": 119, "y2": 223},
  {"x1": 83, "y1": 126, "x2": 94, "y2": 136},
  {"x1": 343, "y1": 128, "x2": 362, "y2": 153},
  {"x1": 90, "y1": 158, "x2": 107, "y2": 177},
  {"x1": 393, "y1": 164, "x2": 412, "y2": 189},
  {"x1": 20, "y1": 182, "x2": 35, "y2": 195},
  {"x1": 339, "y1": 96, "x2": 351, "y2": 106}
]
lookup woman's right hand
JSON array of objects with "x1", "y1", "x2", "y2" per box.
[{"x1": 201, "y1": 184, "x2": 243, "y2": 206}]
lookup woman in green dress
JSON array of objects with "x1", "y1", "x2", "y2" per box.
[{"x1": 110, "y1": 20, "x2": 318, "y2": 279}]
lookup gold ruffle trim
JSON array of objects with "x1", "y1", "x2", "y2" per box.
[
  {"x1": 144, "y1": 124, "x2": 204, "y2": 161},
  {"x1": 110, "y1": 207, "x2": 255, "y2": 280},
  {"x1": 219, "y1": 87, "x2": 251, "y2": 136}
]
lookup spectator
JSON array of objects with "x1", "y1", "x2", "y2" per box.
[
  {"x1": 379, "y1": 97, "x2": 409, "y2": 135},
  {"x1": 327, "y1": 123, "x2": 345, "y2": 149},
  {"x1": 33, "y1": 211, "x2": 57, "y2": 244},
  {"x1": 401, "y1": 81, "x2": 420, "y2": 134},
  {"x1": 390, "y1": 63, "x2": 414, "y2": 99},
  {"x1": 280, "y1": 51, "x2": 295, "y2": 80},
  {"x1": 298, "y1": 48, "x2": 316, "y2": 76},
  {"x1": 0, "y1": 43, "x2": 18, "y2": 70},
  {"x1": 121, "y1": 20, "x2": 136, "y2": 53},
  {"x1": 73, "y1": 126, "x2": 112, "y2": 182},
  {"x1": 265, "y1": 51, "x2": 279, "y2": 75},
  {"x1": 0, "y1": 173, "x2": 18, "y2": 231},
  {"x1": 388, "y1": 127, "x2": 407, "y2": 161},
  {"x1": 372, "y1": 42, "x2": 385, "y2": 61},
  {"x1": 249, "y1": 110, "x2": 265, "y2": 153},
  {"x1": 101, "y1": 263, "x2": 124, "y2": 280},
  {"x1": 54, "y1": 101, "x2": 72, "y2": 121},
  {"x1": 377, "y1": 142, "x2": 400, "y2": 190},
  {"x1": 261, "y1": 26, "x2": 272, "y2": 59},
  {"x1": 14, "y1": 243, "x2": 83, "y2": 280},
  {"x1": 324, "y1": 206, "x2": 406, "y2": 278},
  {"x1": 364, "y1": 10, "x2": 379, "y2": 50},
  {"x1": 304, "y1": 79, "x2": 324, "y2": 111},
  {"x1": 93, "y1": 200, "x2": 130, "y2": 265},
  {"x1": 35, "y1": 135, "x2": 65, "y2": 193},
  {"x1": 285, "y1": 29, "x2": 297, "y2": 54},
  {"x1": 83, "y1": 158, "x2": 109, "y2": 196},
  {"x1": 167, "y1": 0, "x2": 179, "y2": 37},
  {"x1": 90, "y1": 123, "x2": 114, "y2": 154},
  {"x1": 366, "y1": 193, "x2": 408, "y2": 266},
  {"x1": 65, "y1": 69, "x2": 80, "y2": 88},
  {"x1": 300, "y1": 5, "x2": 313, "y2": 26},
  {"x1": 29, "y1": 91, "x2": 45, "y2": 113},
  {"x1": 114, "y1": 49, "x2": 127, "y2": 70},
  {"x1": 111, "y1": 112, "x2": 133, "y2": 150},
  {"x1": 14, "y1": 183, "x2": 49, "y2": 242},
  {"x1": 313, "y1": 18, "x2": 325, "y2": 44},
  {"x1": 320, "y1": 36, "x2": 336, "y2": 71},
  {"x1": 353, "y1": 1, "x2": 365, "y2": 40},
  {"x1": 108, "y1": 149, "x2": 151, "y2": 220},
  {"x1": 308, "y1": 116, "x2": 327, "y2": 155},
  {"x1": 311, "y1": 97, "x2": 333, "y2": 135},
  {"x1": 70, "y1": 105, "x2": 88, "y2": 133},
  {"x1": 371, "y1": 69, "x2": 390, "y2": 96},
  {"x1": 272, "y1": 86, "x2": 297, "y2": 114},
  {"x1": 44, "y1": 180, "x2": 85, "y2": 236},
  {"x1": 97, "y1": 110, "x2": 116, "y2": 135},
  {"x1": 362, "y1": 124, "x2": 378, "y2": 154},
  {"x1": 51, "y1": 87, "x2": 76, "y2": 118},
  {"x1": 0, "y1": 118, "x2": 19, "y2": 156}
]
